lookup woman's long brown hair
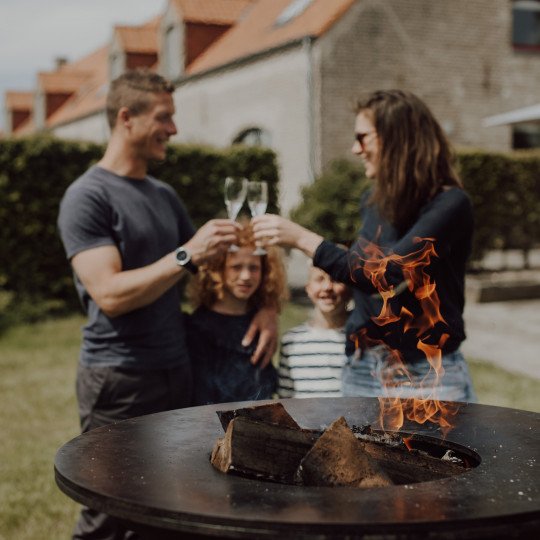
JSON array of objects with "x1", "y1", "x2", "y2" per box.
[{"x1": 357, "y1": 90, "x2": 462, "y2": 231}]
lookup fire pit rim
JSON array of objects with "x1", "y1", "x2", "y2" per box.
[{"x1": 54, "y1": 397, "x2": 540, "y2": 538}]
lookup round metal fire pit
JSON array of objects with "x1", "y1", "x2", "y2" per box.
[{"x1": 55, "y1": 398, "x2": 539, "y2": 539}]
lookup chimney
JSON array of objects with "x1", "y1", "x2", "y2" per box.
[{"x1": 55, "y1": 57, "x2": 68, "y2": 70}]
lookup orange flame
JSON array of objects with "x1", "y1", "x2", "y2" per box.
[
  {"x1": 402, "y1": 436, "x2": 414, "y2": 451},
  {"x1": 350, "y1": 236, "x2": 460, "y2": 436}
]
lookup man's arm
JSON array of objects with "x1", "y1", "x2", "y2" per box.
[
  {"x1": 72, "y1": 219, "x2": 239, "y2": 318},
  {"x1": 71, "y1": 245, "x2": 184, "y2": 318}
]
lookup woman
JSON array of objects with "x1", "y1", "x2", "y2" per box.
[
  {"x1": 252, "y1": 90, "x2": 476, "y2": 403},
  {"x1": 187, "y1": 221, "x2": 289, "y2": 405}
]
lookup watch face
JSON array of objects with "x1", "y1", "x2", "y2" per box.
[{"x1": 175, "y1": 248, "x2": 190, "y2": 265}]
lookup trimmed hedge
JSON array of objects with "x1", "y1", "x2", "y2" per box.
[
  {"x1": 460, "y1": 150, "x2": 540, "y2": 268},
  {"x1": 0, "y1": 136, "x2": 279, "y2": 317},
  {"x1": 1, "y1": 135, "x2": 537, "y2": 324},
  {"x1": 290, "y1": 158, "x2": 370, "y2": 245},
  {"x1": 290, "y1": 150, "x2": 540, "y2": 267}
]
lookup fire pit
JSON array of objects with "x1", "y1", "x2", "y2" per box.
[{"x1": 55, "y1": 398, "x2": 539, "y2": 539}]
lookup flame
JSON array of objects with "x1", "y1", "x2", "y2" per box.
[
  {"x1": 402, "y1": 436, "x2": 414, "y2": 451},
  {"x1": 349, "y1": 235, "x2": 460, "y2": 436}
]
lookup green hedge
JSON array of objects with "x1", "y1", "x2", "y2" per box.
[
  {"x1": 290, "y1": 150, "x2": 540, "y2": 267},
  {"x1": 290, "y1": 159, "x2": 370, "y2": 245},
  {"x1": 0, "y1": 136, "x2": 279, "y2": 319},
  {"x1": 460, "y1": 150, "x2": 540, "y2": 268},
  {"x1": 1, "y1": 136, "x2": 537, "y2": 325}
]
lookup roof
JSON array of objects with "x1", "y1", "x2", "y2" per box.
[
  {"x1": 114, "y1": 17, "x2": 160, "y2": 53},
  {"x1": 187, "y1": 0, "x2": 355, "y2": 75},
  {"x1": 5, "y1": 91, "x2": 33, "y2": 110},
  {"x1": 483, "y1": 104, "x2": 540, "y2": 127},
  {"x1": 38, "y1": 70, "x2": 92, "y2": 93},
  {"x1": 170, "y1": 0, "x2": 255, "y2": 25},
  {"x1": 46, "y1": 46, "x2": 109, "y2": 128}
]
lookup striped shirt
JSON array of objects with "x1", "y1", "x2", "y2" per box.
[{"x1": 278, "y1": 323, "x2": 347, "y2": 398}]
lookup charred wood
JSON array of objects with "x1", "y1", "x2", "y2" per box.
[{"x1": 295, "y1": 417, "x2": 394, "y2": 488}]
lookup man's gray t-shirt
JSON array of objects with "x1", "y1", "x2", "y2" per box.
[{"x1": 58, "y1": 166, "x2": 195, "y2": 369}]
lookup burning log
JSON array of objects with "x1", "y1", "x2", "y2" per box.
[
  {"x1": 216, "y1": 401, "x2": 301, "y2": 431},
  {"x1": 211, "y1": 415, "x2": 318, "y2": 483},
  {"x1": 295, "y1": 417, "x2": 393, "y2": 488},
  {"x1": 357, "y1": 436, "x2": 466, "y2": 483},
  {"x1": 212, "y1": 403, "x2": 468, "y2": 487}
]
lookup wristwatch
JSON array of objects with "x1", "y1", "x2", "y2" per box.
[{"x1": 174, "y1": 246, "x2": 198, "y2": 274}]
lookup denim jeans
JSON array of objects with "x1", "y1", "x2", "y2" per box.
[{"x1": 342, "y1": 346, "x2": 477, "y2": 402}]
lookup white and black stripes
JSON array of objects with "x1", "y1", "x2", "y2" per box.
[{"x1": 277, "y1": 323, "x2": 347, "y2": 398}]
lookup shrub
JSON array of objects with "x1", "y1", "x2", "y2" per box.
[{"x1": 290, "y1": 159, "x2": 371, "y2": 245}]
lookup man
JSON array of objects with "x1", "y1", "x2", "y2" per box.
[{"x1": 57, "y1": 69, "x2": 277, "y2": 539}]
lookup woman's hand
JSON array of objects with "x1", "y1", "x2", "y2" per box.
[{"x1": 251, "y1": 214, "x2": 324, "y2": 257}]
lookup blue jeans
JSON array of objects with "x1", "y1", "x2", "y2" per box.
[{"x1": 342, "y1": 346, "x2": 477, "y2": 402}]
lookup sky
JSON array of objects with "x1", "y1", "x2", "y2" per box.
[{"x1": 0, "y1": 0, "x2": 166, "y2": 132}]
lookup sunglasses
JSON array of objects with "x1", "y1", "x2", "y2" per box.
[{"x1": 354, "y1": 130, "x2": 376, "y2": 149}]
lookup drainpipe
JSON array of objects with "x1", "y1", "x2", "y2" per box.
[{"x1": 303, "y1": 36, "x2": 316, "y2": 186}]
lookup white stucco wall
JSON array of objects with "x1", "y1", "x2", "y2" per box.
[
  {"x1": 51, "y1": 111, "x2": 109, "y2": 143},
  {"x1": 173, "y1": 46, "x2": 313, "y2": 216}
]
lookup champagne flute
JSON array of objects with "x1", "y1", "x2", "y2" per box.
[
  {"x1": 224, "y1": 176, "x2": 247, "y2": 251},
  {"x1": 247, "y1": 180, "x2": 268, "y2": 255}
]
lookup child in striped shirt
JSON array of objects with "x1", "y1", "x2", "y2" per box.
[{"x1": 278, "y1": 265, "x2": 351, "y2": 398}]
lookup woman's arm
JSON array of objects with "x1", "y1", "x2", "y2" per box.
[{"x1": 317, "y1": 189, "x2": 473, "y2": 293}]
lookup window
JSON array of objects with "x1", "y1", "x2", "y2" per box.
[
  {"x1": 513, "y1": 124, "x2": 540, "y2": 148},
  {"x1": 275, "y1": 0, "x2": 314, "y2": 27},
  {"x1": 233, "y1": 128, "x2": 271, "y2": 147},
  {"x1": 512, "y1": 0, "x2": 540, "y2": 50}
]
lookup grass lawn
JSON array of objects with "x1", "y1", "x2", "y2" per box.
[{"x1": 1, "y1": 308, "x2": 538, "y2": 539}]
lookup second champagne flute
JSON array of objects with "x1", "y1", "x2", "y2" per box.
[
  {"x1": 247, "y1": 180, "x2": 268, "y2": 255},
  {"x1": 224, "y1": 176, "x2": 247, "y2": 251}
]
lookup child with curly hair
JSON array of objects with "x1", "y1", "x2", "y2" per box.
[{"x1": 187, "y1": 221, "x2": 289, "y2": 405}]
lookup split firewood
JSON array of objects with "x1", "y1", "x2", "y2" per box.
[
  {"x1": 359, "y1": 438, "x2": 466, "y2": 483},
  {"x1": 295, "y1": 417, "x2": 394, "y2": 488},
  {"x1": 211, "y1": 415, "x2": 318, "y2": 483},
  {"x1": 216, "y1": 402, "x2": 301, "y2": 432},
  {"x1": 211, "y1": 404, "x2": 468, "y2": 486}
]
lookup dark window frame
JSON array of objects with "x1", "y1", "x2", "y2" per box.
[{"x1": 512, "y1": 0, "x2": 540, "y2": 51}]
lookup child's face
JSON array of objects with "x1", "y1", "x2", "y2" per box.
[
  {"x1": 305, "y1": 267, "x2": 350, "y2": 315},
  {"x1": 223, "y1": 247, "x2": 263, "y2": 302}
]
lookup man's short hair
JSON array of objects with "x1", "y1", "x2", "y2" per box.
[{"x1": 106, "y1": 69, "x2": 175, "y2": 129}]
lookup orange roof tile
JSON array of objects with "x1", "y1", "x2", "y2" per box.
[
  {"x1": 38, "y1": 70, "x2": 93, "y2": 93},
  {"x1": 5, "y1": 91, "x2": 33, "y2": 110},
  {"x1": 46, "y1": 46, "x2": 109, "y2": 127},
  {"x1": 187, "y1": 0, "x2": 354, "y2": 75},
  {"x1": 115, "y1": 25, "x2": 158, "y2": 53},
  {"x1": 171, "y1": 0, "x2": 255, "y2": 25}
]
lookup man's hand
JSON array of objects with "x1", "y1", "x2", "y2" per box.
[
  {"x1": 186, "y1": 219, "x2": 240, "y2": 265},
  {"x1": 242, "y1": 306, "x2": 278, "y2": 368}
]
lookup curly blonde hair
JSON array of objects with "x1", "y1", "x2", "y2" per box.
[{"x1": 188, "y1": 221, "x2": 289, "y2": 312}]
